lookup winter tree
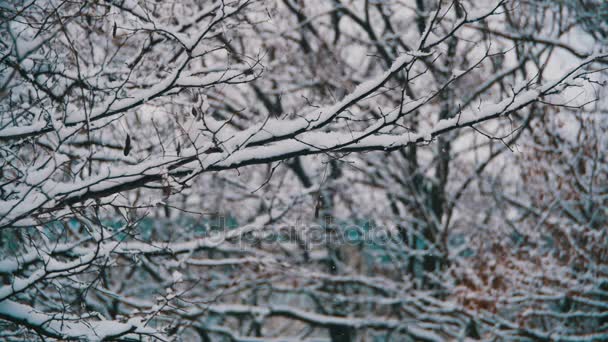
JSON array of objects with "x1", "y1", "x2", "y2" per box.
[{"x1": 1, "y1": 0, "x2": 607, "y2": 340}]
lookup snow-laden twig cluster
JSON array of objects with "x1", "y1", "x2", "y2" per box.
[{"x1": 1, "y1": 0, "x2": 607, "y2": 340}]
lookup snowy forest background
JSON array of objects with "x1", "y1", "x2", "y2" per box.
[{"x1": 1, "y1": 0, "x2": 608, "y2": 340}]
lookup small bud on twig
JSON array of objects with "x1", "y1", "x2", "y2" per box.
[{"x1": 123, "y1": 134, "x2": 131, "y2": 156}]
